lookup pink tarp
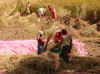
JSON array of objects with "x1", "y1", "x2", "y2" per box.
[
  {"x1": 72, "y1": 39, "x2": 88, "y2": 56},
  {"x1": 0, "y1": 40, "x2": 38, "y2": 55},
  {"x1": 0, "y1": 39, "x2": 88, "y2": 74},
  {"x1": 0, "y1": 39, "x2": 88, "y2": 56},
  {"x1": 0, "y1": 72, "x2": 4, "y2": 74}
]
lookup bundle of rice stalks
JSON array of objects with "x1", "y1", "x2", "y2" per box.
[
  {"x1": 96, "y1": 22, "x2": 100, "y2": 31},
  {"x1": 69, "y1": 27, "x2": 80, "y2": 38},
  {"x1": 6, "y1": 52, "x2": 66, "y2": 74},
  {"x1": 72, "y1": 18, "x2": 90, "y2": 30},
  {"x1": 56, "y1": 15, "x2": 71, "y2": 25},
  {"x1": 80, "y1": 28, "x2": 95, "y2": 37}
]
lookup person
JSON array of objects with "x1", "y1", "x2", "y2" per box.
[
  {"x1": 26, "y1": 2, "x2": 31, "y2": 14},
  {"x1": 37, "y1": 31, "x2": 50, "y2": 54},
  {"x1": 48, "y1": 5, "x2": 57, "y2": 19},
  {"x1": 37, "y1": 31, "x2": 45, "y2": 54},
  {"x1": 38, "y1": 8, "x2": 46, "y2": 17},
  {"x1": 60, "y1": 29, "x2": 72, "y2": 63},
  {"x1": 48, "y1": 30, "x2": 62, "y2": 54}
]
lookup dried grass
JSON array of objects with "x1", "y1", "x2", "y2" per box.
[{"x1": 5, "y1": 52, "x2": 66, "y2": 74}]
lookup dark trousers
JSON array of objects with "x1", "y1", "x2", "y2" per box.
[
  {"x1": 37, "y1": 44, "x2": 44, "y2": 54},
  {"x1": 60, "y1": 45, "x2": 71, "y2": 63}
]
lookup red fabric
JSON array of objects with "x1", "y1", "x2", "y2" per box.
[
  {"x1": 55, "y1": 30, "x2": 70, "y2": 43},
  {"x1": 37, "y1": 38, "x2": 44, "y2": 45},
  {"x1": 37, "y1": 35, "x2": 45, "y2": 45},
  {"x1": 49, "y1": 7, "x2": 57, "y2": 19},
  {"x1": 55, "y1": 32, "x2": 62, "y2": 42},
  {"x1": 67, "y1": 53, "x2": 72, "y2": 56}
]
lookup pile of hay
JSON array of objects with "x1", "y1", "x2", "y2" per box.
[
  {"x1": 5, "y1": 52, "x2": 66, "y2": 74},
  {"x1": 96, "y1": 22, "x2": 100, "y2": 31}
]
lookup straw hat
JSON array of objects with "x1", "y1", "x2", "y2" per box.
[{"x1": 38, "y1": 31, "x2": 43, "y2": 35}]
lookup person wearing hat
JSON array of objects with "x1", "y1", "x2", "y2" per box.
[
  {"x1": 37, "y1": 31, "x2": 45, "y2": 54},
  {"x1": 38, "y1": 8, "x2": 46, "y2": 17}
]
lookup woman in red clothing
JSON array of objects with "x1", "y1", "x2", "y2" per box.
[{"x1": 48, "y1": 6, "x2": 57, "y2": 19}]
